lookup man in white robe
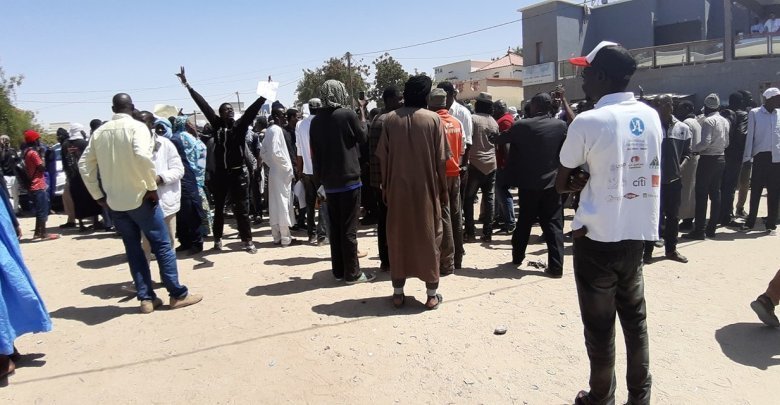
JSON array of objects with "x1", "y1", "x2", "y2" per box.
[{"x1": 260, "y1": 107, "x2": 295, "y2": 246}]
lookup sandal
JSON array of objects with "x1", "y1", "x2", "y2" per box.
[
  {"x1": 10, "y1": 347, "x2": 20, "y2": 362},
  {"x1": 392, "y1": 293, "x2": 405, "y2": 309},
  {"x1": 425, "y1": 294, "x2": 443, "y2": 310},
  {"x1": 0, "y1": 356, "x2": 15, "y2": 379}
]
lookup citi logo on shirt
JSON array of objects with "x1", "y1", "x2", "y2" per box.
[
  {"x1": 633, "y1": 177, "x2": 647, "y2": 187},
  {"x1": 630, "y1": 118, "x2": 645, "y2": 136}
]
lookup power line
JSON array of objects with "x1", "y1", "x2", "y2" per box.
[{"x1": 352, "y1": 19, "x2": 521, "y2": 56}]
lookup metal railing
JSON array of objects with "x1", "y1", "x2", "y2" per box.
[
  {"x1": 735, "y1": 34, "x2": 780, "y2": 58},
  {"x1": 628, "y1": 39, "x2": 725, "y2": 69},
  {"x1": 555, "y1": 34, "x2": 780, "y2": 80}
]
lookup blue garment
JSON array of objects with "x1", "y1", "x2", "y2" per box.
[
  {"x1": 0, "y1": 190, "x2": 52, "y2": 355},
  {"x1": 111, "y1": 200, "x2": 188, "y2": 301},
  {"x1": 31, "y1": 189, "x2": 50, "y2": 221}
]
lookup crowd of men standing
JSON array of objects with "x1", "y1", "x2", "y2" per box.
[{"x1": 2, "y1": 41, "x2": 780, "y2": 403}]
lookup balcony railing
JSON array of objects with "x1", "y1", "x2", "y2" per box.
[
  {"x1": 628, "y1": 39, "x2": 725, "y2": 69},
  {"x1": 554, "y1": 35, "x2": 779, "y2": 81}
]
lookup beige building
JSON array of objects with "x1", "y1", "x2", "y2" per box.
[{"x1": 434, "y1": 51, "x2": 524, "y2": 109}]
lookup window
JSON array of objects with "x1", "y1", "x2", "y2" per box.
[{"x1": 536, "y1": 42, "x2": 544, "y2": 63}]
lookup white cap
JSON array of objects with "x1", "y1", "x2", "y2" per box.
[
  {"x1": 569, "y1": 41, "x2": 619, "y2": 66},
  {"x1": 763, "y1": 87, "x2": 780, "y2": 100}
]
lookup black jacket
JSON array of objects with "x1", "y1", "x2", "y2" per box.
[
  {"x1": 725, "y1": 109, "x2": 749, "y2": 160},
  {"x1": 660, "y1": 118, "x2": 692, "y2": 184},
  {"x1": 188, "y1": 87, "x2": 264, "y2": 172},
  {"x1": 495, "y1": 114, "x2": 567, "y2": 190},
  {"x1": 309, "y1": 107, "x2": 367, "y2": 191}
]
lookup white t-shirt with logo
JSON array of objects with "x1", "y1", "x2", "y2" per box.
[{"x1": 559, "y1": 92, "x2": 662, "y2": 243}]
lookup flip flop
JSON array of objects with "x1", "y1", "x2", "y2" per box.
[{"x1": 426, "y1": 294, "x2": 443, "y2": 310}]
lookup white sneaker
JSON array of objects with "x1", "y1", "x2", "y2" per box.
[{"x1": 768, "y1": 229, "x2": 777, "y2": 236}]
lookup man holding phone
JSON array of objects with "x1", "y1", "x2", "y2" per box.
[
  {"x1": 79, "y1": 93, "x2": 202, "y2": 314},
  {"x1": 555, "y1": 42, "x2": 661, "y2": 405}
]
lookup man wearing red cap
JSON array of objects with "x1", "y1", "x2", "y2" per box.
[
  {"x1": 556, "y1": 41, "x2": 658, "y2": 405},
  {"x1": 23, "y1": 130, "x2": 60, "y2": 241}
]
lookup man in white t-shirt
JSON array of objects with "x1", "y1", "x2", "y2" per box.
[
  {"x1": 296, "y1": 98, "x2": 326, "y2": 244},
  {"x1": 556, "y1": 41, "x2": 660, "y2": 405},
  {"x1": 765, "y1": 13, "x2": 780, "y2": 33}
]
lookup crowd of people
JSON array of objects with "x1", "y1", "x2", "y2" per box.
[{"x1": 2, "y1": 41, "x2": 780, "y2": 404}]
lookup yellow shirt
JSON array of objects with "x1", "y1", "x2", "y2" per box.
[{"x1": 78, "y1": 113, "x2": 158, "y2": 211}]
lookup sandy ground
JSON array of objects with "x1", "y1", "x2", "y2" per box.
[{"x1": 1, "y1": 204, "x2": 779, "y2": 404}]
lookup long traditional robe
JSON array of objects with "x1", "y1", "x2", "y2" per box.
[
  {"x1": 1, "y1": 187, "x2": 51, "y2": 355},
  {"x1": 260, "y1": 125, "x2": 294, "y2": 228},
  {"x1": 377, "y1": 107, "x2": 448, "y2": 283}
]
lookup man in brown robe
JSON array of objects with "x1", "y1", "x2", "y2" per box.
[{"x1": 376, "y1": 75, "x2": 448, "y2": 310}]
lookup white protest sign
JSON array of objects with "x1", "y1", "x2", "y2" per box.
[{"x1": 256, "y1": 81, "x2": 279, "y2": 101}]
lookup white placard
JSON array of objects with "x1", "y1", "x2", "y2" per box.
[{"x1": 256, "y1": 81, "x2": 279, "y2": 100}]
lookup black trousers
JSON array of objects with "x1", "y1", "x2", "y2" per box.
[
  {"x1": 463, "y1": 166, "x2": 496, "y2": 237},
  {"x1": 176, "y1": 183, "x2": 205, "y2": 248},
  {"x1": 375, "y1": 186, "x2": 389, "y2": 267},
  {"x1": 573, "y1": 237, "x2": 651, "y2": 405},
  {"x1": 326, "y1": 188, "x2": 362, "y2": 281},
  {"x1": 644, "y1": 180, "x2": 681, "y2": 256},
  {"x1": 301, "y1": 174, "x2": 324, "y2": 238},
  {"x1": 746, "y1": 152, "x2": 780, "y2": 230},
  {"x1": 513, "y1": 187, "x2": 564, "y2": 272},
  {"x1": 694, "y1": 155, "x2": 725, "y2": 234},
  {"x1": 719, "y1": 154, "x2": 743, "y2": 224},
  {"x1": 210, "y1": 168, "x2": 252, "y2": 242},
  {"x1": 249, "y1": 167, "x2": 263, "y2": 218}
]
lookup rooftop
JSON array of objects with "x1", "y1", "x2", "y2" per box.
[{"x1": 475, "y1": 52, "x2": 523, "y2": 71}]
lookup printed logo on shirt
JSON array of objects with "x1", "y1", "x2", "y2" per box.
[
  {"x1": 608, "y1": 177, "x2": 627, "y2": 190},
  {"x1": 610, "y1": 162, "x2": 627, "y2": 171},
  {"x1": 630, "y1": 118, "x2": 645, "y2": 136},
  {"x1": 624, "y1": 192, "x2": 639, "y2": 200},
  {"x1": 649, "y1": 156, "x2": 660, "y2": 169},
  {"x1": 651, "y1": 175, "x2": 660, "y2": 187},
  {"x1": 633, "y1": 177, "x2": 647, "y2": 187},
  {"x1": 642, "y1": 192, "x2": 659, "y2": 199},
  {"x1": 624, "y1": 140, "x2": 647, "y2": 151},
  {"x1": 606, "y1": 195, "x2": 623, "y2": 202},
  {"x1": 629, "y1": 156, "x2": 643, "y2": 169}
]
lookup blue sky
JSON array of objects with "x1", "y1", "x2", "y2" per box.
[{"x1": 1, "y1": 0, "x2": 541, "y2": 127}]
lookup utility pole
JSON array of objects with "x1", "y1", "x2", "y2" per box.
[
  {"x1": 235, "y1": 91, "x2": 242, "y2": 113},
  {"x1": 346, "y1": 52, "x2": 355, "y2": 108}
]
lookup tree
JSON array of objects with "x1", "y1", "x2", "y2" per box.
[
  {"x1": 512, "y1": 46, "x2": 523, "y2": 56},
  {"x1": 370, "y1": 53, "x2": 410, "y2": 108},
  {"x1": 0, "y1": 65, "x2": 40, "y2": 147},
  {"x1": 295, "y1": 55, "x2": 370, "y2": 106}
]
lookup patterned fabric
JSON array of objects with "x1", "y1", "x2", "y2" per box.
[{"x1": 319, "y1": 80, "x2": 350, "y2": 109}]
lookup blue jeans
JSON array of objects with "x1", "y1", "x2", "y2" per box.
[
  {"x1": 31, "y1": 189, "x2": 50, "y2": 221},
  {"x1": 495, "y1": 169, "x2": 515, "y2": 228},
  {"x1": 111, "y1": 200, "x2": 188, "y2": 301}
]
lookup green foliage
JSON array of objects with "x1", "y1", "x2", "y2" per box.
[
  {"x1": 370, "y1": 53, "x2": 410, "y2": 109},
  {"x1": 0, "y1": 65, "x2": 40, "y2": 147},
  {"x1": 295, "y1": 55, "x2": 370, "y2": 106}
]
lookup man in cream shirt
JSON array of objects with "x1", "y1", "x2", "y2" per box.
[{"x1": 79, "y1": 93, "x2": 201, "y2": 314}]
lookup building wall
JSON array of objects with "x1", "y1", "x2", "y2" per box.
[
  {"x1": 434, "y1": 60, "x2": 485, "y2": 82},
  {"x1": 522, "y1": 1, "x2": 562, "y2": 66},
  {"x1": 587, "y1": 0, "x2": 657, "y2": 51},
  {"x1": 470, "y1": 65, "x2": 523, "y2": 81},
  {"x1": 524, "y1": 57, "x2": 780, "y2": 108}
]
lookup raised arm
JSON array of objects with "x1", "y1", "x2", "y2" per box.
[
  {"x1": 176, "y1": 66, "x2": 220, "y2": 128},
  {"x1": 236, "y1": 96, "x2": 267, "y2": 132}
]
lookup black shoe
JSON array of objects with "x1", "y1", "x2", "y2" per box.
[
  {"x1": 665, "y1": 250, "x2": 688, "y2": 263},
  {"x1": 705, "y1": 229, "x2": 716, "y2": 238},
  {"x1": 679, "y1": 219, "x2": 694, "y2": 232},
  {"x1": 59, "y1": 222, "x2": 76, "y2": 229},
  {"x1": 454, "y1": 260, "x2": 462, "y2": 270},
  {"x1": 681, "y1": 231, "x2": 705, "y2": 240},
  {"x1": 360, "y1": 216, "x2": 378, "y2": 226},
  {"x1": 642, "y1": 254, "x2": 654, "y2": 265},
  {"x1": 463, "y1": 233, "x2": 475, "y2": 243},
  {"x1": 480, "y1": 234, "x2": 492, "y2": 243},
  {"x1": 308, "y1": 234, "x2": 317, "y2": 244},
  {"x1": 175, "y1": 244, "x2": 191, "y2": 252},
  {"x1": 735, "y1": 209, "x2": 748, "y2": 219},
  {"x1": 189, "y1": 244, "x2": 203, "y2": 255},
  {"x1": 544, "y1": 268, "x2": 563, "y2": 278},
  {"x1": 751, "y1": 294, "x2": 780, "y2": 327},
  {"x1": 739, "y1": 224, "x2": 754, "y2": 233}
]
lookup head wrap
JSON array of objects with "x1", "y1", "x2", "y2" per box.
[
  {"x1": 154, "y1": 118, "x2": 173, "y2": 139},
  {"x1": 69, "y1": 123, "x2": 85, "y2": 140},
  {"x1": 319, "y1": 80, "x2": 350, "y2": 109},
  {"x1": 173, "y1": 116, "x2": 189, "y2": 134},
  {"x1": 24, "y1": 129, "x2": 40, "y2": 144},
  {"x1": 272, "y1": 100, "x2": 286, "y2": 111},
  {"x1": 403, "y1": 75, "x2": 432, "y2": 108}
]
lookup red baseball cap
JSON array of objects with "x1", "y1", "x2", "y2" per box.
[{"x1": 24, "y1": 129, "x2": 40, "y2": 143}]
